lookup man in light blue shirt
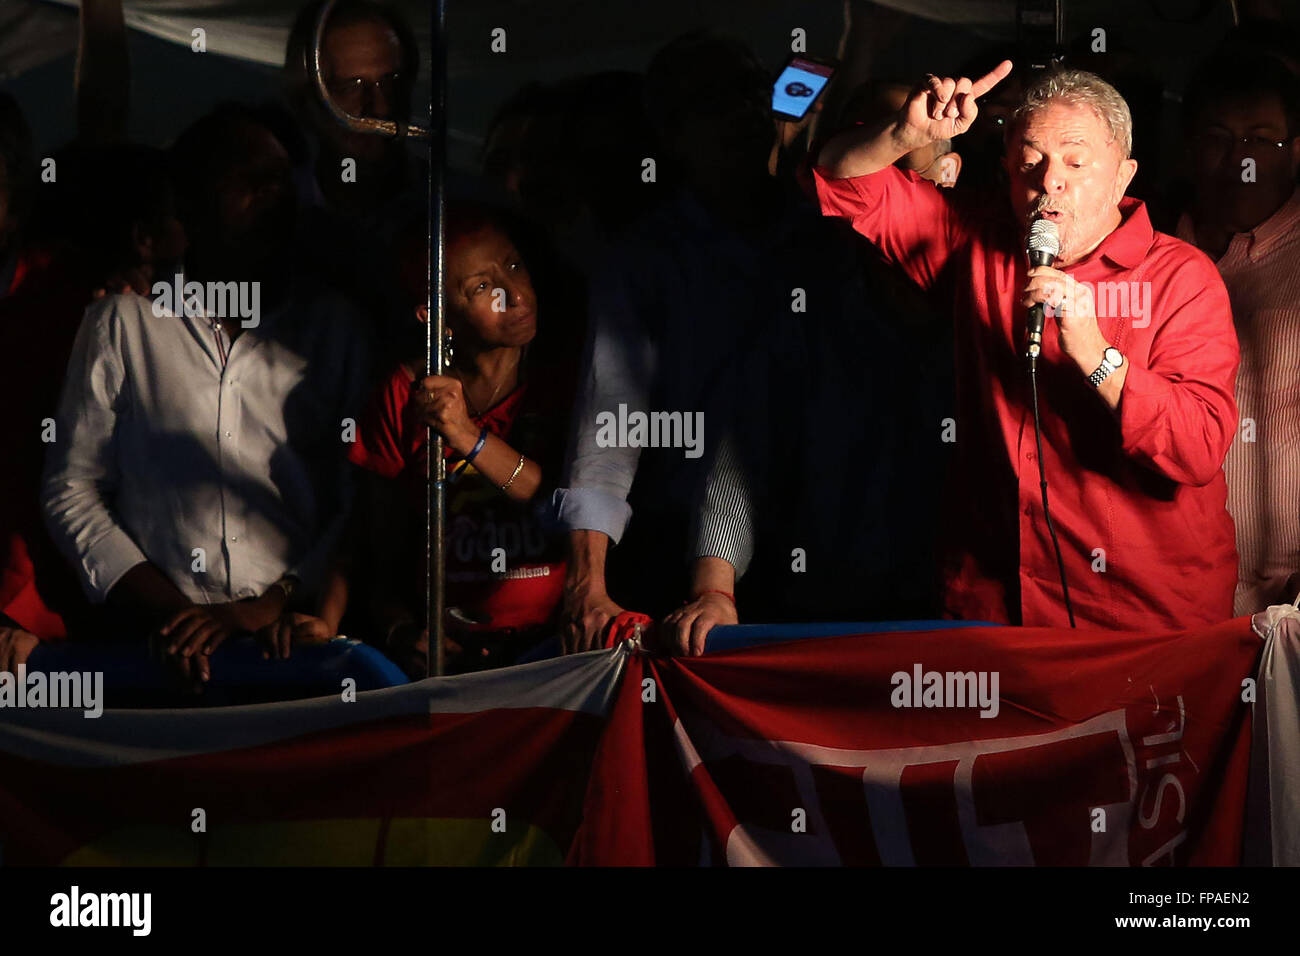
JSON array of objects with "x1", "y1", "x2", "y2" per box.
[{"x1": 555, "y1": 33, "x2": 875, "y2": 651}]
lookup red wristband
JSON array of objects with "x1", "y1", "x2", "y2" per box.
[{"x1": 693, "y1": 589, "x2": 735, "y2": 604}]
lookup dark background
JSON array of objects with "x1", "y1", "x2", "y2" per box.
[{"x1": 3, "y1": 0, "x2": 1297, "y2": 172}]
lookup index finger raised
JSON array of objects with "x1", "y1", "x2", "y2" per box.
[{"x1": 970, "y1": 59, "x2": 1013, "y2": 98}]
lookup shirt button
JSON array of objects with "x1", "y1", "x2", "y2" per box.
[
  {"x1": 225, "y1": 431, "x2": 232, "y2": 438},
  {"x1": 230, "y1": 535, "x2": 238, "y2": 543},
  {"x1": 1025, "y1": 451, "x2": 1035, "y2": 462}
]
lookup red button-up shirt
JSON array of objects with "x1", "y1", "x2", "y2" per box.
[{"x1": 814, "y1": 164, "x2": 1239, "y2": 630}]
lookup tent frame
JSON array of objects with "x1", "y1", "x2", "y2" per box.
[{"x1": 311, "y1": 0, "x2": 446, "y2": 677}]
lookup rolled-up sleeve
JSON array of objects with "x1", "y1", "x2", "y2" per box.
[
  {"x1": 41, "y1": 301, "x2": 147, "y2": 603},
  {"x1": 812, "y1": 163, "x2": 968, "y2": 293},
  {"x1": 553, "y1": 255, "x2": 655, "y2": 543},
  {"x1": 1119, "y1": 259, "x2": 1239, "y2": 487}
]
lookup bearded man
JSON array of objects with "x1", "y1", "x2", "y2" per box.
[{"x1": 813, "y1": 63, "x2": 1239, "y2": 630}]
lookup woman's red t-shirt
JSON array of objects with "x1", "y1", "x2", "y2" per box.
[{"x1": 348, "y1": 364, "x2": 567, "y2": 635}]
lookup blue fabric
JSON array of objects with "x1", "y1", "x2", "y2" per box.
[
  {"x1": 503, "y1": 621, "x2": 997, "y2": 661},
  {"x1": 26, "y1": 636, "x2": 407, "y2": 706},
  {"x1": 704, "y1": 619, "x2": 996, "y2": 653}
]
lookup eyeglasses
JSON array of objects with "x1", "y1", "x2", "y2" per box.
[
  {"x1": 1194, "y1": 130, "x2": 1294, "y2": 157},
  {"x1": 326, "y1": 72, "x2": 404, "y2": 108}
]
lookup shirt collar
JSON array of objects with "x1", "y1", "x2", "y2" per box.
[
  {"x1": 152, "y1": 268, "x2": 291, "y2": 335},
  {"x1": 1243, "y1": 187, "x2": 1300, "y2": 261},
  {"x1": 1174, "y1": 187, "x2": 1300, "y2": 263},
  {"x1": 1079, "y1": 196, "x2": 1152, "y2": 270}
]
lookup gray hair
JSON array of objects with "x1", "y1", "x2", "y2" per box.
[{"x1": 1011, "y1": 68, "x2": 1133, "y2": 159}]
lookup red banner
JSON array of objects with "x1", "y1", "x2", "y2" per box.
[
  {"x1": 0, "y1": 617, "x2": 1267, "y2": 866},
  {"x1": 575, "y1": 618, "x2": 1263, "y2": 866}
]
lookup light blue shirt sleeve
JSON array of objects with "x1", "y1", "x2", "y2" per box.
[{"x1": 553, "y1": 254, "x2": 656, "y2": 544}]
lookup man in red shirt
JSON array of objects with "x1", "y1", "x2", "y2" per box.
[{"x1": 814, "y1": 62, "x2": 1239, "y2": 631}]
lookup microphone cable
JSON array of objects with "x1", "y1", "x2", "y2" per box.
[{"x1": 1027, "y1": 353, "x2": 1076, "y2": 627}]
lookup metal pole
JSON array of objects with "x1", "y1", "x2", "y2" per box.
[
  {"x1": 311, "y1": 0, "x2": 442, "y2": 676},
  {"x1": 426, "y1": 0, "x2": 448, "y2": 678}
]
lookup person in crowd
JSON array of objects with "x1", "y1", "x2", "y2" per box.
[
  {"x1": 283, "y1": 0, "x2": 427, "y2": 351},
  {"x1": 556, "y1": 31, "x2": 902, "y2": 652},
  {"x1": 662, "y1": 229, "x2": 945, "y2": 655},
  {"x1": 284, "y1": 0, "x2": 421, "y2": 222},
  {"x1": 0, "y1": 144, "x2": 185, "y2": 675},
  {"x1": 1178, "y1": 54, "x2": 1300, "y2": 614},
  {"x1": 649, "y1": 32, "x2": 960, "y2": 659},
  {"x1": 815, "y1": 64, "x2": 1239, "y2": 631},
  {"x1": 348, "y1": 203, "x2": 575, "y2": 676},
  {"x1": 663, "y1": 81, "x2": 960, "y2": 654},
  {"x1": 41, "y1": 104, "x2": 369, "y2": 688}
]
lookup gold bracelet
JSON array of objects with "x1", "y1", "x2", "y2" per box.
[{"x1": 500, "y1": 454, "x2": 526, "y2": 491}]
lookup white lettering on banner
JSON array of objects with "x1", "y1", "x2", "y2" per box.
[
  {"x1": 673, "y1": 708, "x2": 1151, "y2": 866},
  {"x1": 1136, "y1": 693, "x2": 1189, "y2": 866}
]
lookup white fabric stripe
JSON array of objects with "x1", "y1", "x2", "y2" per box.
[{"x1": 0, "y1": 644, "x2": 629, "y2": 768}]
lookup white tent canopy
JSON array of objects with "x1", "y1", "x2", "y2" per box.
[
  {"x1": 14, "y1": 0, "x2": 1211, "y2": 76},
  {"x1": 16, "y1": 0, "x2": 424, "y2": 71},
  {"x1": 5, "y1": 0, "x2": 992, "y2": 75},
  {"x1": 0, "y1": 0, "x2": 1283, "y2": 162}
]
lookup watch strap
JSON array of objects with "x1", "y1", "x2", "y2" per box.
[{"x1": 1088, "y1": 350, "x2": 1121, "y2": 388}]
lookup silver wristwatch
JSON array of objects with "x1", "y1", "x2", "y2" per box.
[{"x1": 1088, "y1": 346, "x2": 1125, "y2": 387}]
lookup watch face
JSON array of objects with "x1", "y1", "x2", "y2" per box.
[{"x1": 1104, "y1": 347, "x2": 1124, "y2": 368}]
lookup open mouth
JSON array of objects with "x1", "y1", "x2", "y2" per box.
[{"x1": 1038, "y1": 210, "x2": 1065, "y2": 222}]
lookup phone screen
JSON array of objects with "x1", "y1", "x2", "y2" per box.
[{"x1": 772, "y1": 58, "x2": 834, "y2": 120}]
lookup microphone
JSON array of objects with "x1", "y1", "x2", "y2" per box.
[{"x1": 1025, "y1": 217, "x2": 1060, "y2": 360}]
